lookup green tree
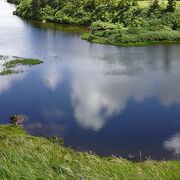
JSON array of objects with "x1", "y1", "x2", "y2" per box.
[
  {"x1": 150, "y1": 0, "x2": 159, "y2": 9},
  {"x1": 118, "y1": 0, "x2": 137, "y2": 9},
  {"x1": 166, "y1": 0, "x2": 176, "y2": 12}
]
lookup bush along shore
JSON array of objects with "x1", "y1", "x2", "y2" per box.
[
  {"x1": 0, "y1": 124, "x2": 179, "y2": 179},
  {"x1": 9, "y1": 0, "x2": 180, "y2": 46}
]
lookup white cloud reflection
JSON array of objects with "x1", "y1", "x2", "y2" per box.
[
  {"x1": 164, "y1": 133, "x2": 180, "y2": 156},
  {"x1": 17, "y1": 46, "x2": 179, "y2": 132},
  {"x1": 42, "y1": 62, "x2": 62, "y2": 90},
  {"x1": 70, "y1": 51, "x2": 180, "y2": 131},
  {"x1": 0, "y1": 75, "x2": 24, "y2": 94}
]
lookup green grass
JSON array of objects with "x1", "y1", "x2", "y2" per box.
[
  {"x1": 82, "y1": 31, "x2": 180, "y2": 47},
  {"x1": 138, "y1": 1, "x2": 180, "y2": 9},
  {"x1": 87, "y1": 38, "x2": 180, "y2": 47},
  {"x1": 4, "y1": 59, "x2": 43, "y2": 68},
  {"x1": 0, "y1": 58, "x2": 43, "y2": 76},
  {"x1": 0, "y1": 124, "x2": 179, "y2": 179}
]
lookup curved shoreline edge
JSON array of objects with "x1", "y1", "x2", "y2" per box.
[
  {"x1": 82, "y1": 33, "x2": 180, "y2": 47},
  {"x1": 0, "y1": 124, "x2": 180, "y2": 179},
  {"x1": 7, "y1": 0, "x2": 180, "y2": 47}
]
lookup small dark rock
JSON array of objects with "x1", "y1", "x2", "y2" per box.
[{"x1": 10, "y1": 115, "x2": 24, "y2": 125}]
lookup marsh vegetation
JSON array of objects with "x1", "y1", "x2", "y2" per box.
[
  {"x1": 0, "y1": 56, "x2": 43, "y2": 75},
  {"x1": 10, "y1": 0, "x2": 180, "y2": 46}
]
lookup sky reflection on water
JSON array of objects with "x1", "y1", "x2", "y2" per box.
[{"x1": 0, "y1": 0, "x2": 180, "y2": 160}]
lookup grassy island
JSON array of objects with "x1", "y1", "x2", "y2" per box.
[
  {"x1": 4, "y1": 59, "x2": 43, "y2": 68},
  {"x1": 8, "y1": 0, "x2": 180, "y2": 46},
  {"x1": 0, "y1": 56, "x2": 43, "y2": 76},
  {"x1": 0, "y1": 124, "x2": 179, "y2": 179}
]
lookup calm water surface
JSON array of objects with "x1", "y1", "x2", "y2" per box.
[{"x1": 0, "y1": 0, "x2": 180, "y2": 160}]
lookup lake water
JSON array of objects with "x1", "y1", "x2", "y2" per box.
[{"x1": 0, "y1": 0, "x2": 180, "y2": 160}]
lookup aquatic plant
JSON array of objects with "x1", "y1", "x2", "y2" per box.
[
  {"x1": 0, "y1": 57, "x2": 43, "y2": 76},
  {"x1": 4, "y1": 59, "x2": 43, "y2": 68}
]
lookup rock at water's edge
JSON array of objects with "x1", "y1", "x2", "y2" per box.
[{"x1": 10, "y1": 115, "x2": 24, "y2": 125}]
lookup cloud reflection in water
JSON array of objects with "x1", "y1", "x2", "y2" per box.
[
  {"x1": 69, "y1": 50, "x2": 180, "y2": 130},
  {"x1": 164, "y1": 133, "x2": 180, "y2": 157}
]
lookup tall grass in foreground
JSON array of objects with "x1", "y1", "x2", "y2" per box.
[{"x1": 0, "y1": 125, "x2": 179, "y2": 179}]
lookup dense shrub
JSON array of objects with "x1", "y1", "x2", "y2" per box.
[
  {"x1": 90, "y1": 29, "x2": 180, "y2": 44},
  {"x1": 91, "y1": 21, "x2": 124, "y2": 31},
  {"x1": 12, "y1": 0, "x2": 180, "y2": 45},
  {"x1": 166, "y1": 0, "x2": 177, "y2": 12},
  {"x1": 39, "y1": 5, "x2": 55, "y2": 21}
]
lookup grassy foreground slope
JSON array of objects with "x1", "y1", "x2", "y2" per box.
[{"x1": 0, "y1": 125, "x2": 180, "y2": 179}]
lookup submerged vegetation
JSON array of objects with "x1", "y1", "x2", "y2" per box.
[
  {"x1": 0, "y1": 56, "x2": 43, "y2": 75},
  {"x1": 0, "y1": 124, "x2": 179, "y2": 179},
  {"x1": 0, "y1": 69, "x2": 20, "y2": 76},
  {"x1": 10, "y1": 0, "x2": 180, "y2": 46},
  {"x1": 4, "y1": 59, "x2": 43, "y2": 68}
]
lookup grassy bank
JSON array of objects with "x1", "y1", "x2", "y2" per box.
[
  {"x1": 9, "y1": 0, "x2": 180, "y2": 46},
  {"x1": 0, "y1": 124, "x2": 179, "y2": 179},
  {"x1": 82, "y1": 31, "x2": 180, "y2": 47}
]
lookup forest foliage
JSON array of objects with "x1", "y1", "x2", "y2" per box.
[{"x1": 11, "y1": 0, "x2": 180, "y2": 45}]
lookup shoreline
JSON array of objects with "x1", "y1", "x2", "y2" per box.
[
  {"x1": 0, "y1": 124, "x2": 179, "y2": 179},
  {"x1": 82, "y1": 33, "x2": 180, "y2": 47},
  {"x1": 7, "y1": 1, "x2": 180, "y2": 48},
  {"x1": 1, "y1": 1, "x2": 179, "y2": 178},
  {"x1": 14, "y1": 15, "x2": 180, "y2": 47},
  {"x1": 12, "y1": 15, "x2": 180, "y2": 48}
]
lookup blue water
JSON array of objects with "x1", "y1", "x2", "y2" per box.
[{"x1": 0, "y1": 0, "x2": 180, "y2": 160}]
